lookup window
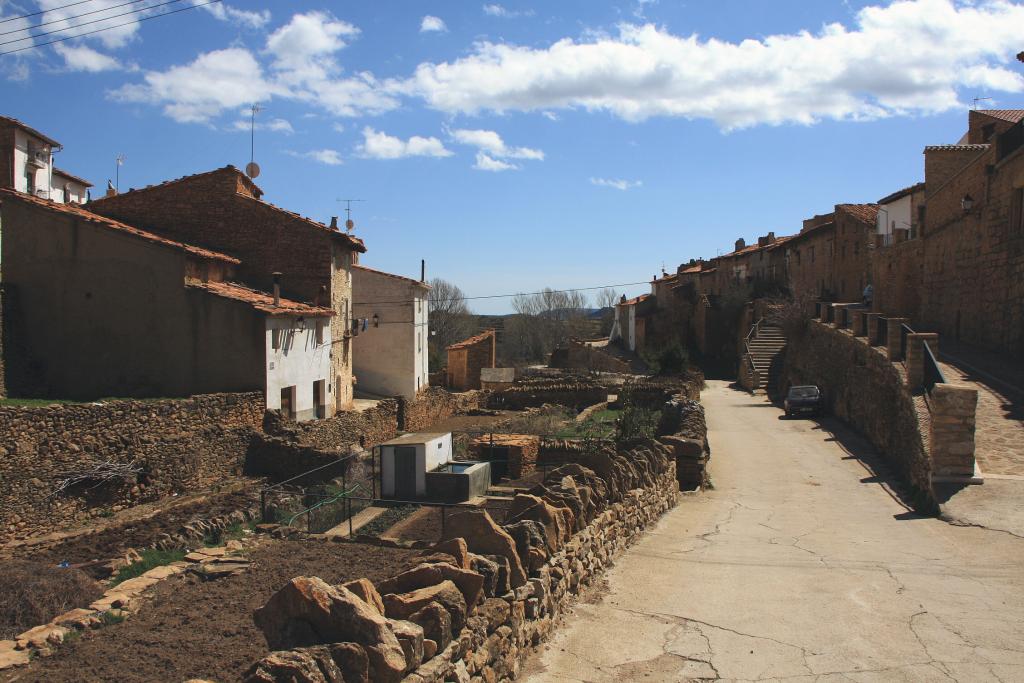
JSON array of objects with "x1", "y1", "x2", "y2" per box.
[
  {"x1": 24, "y1": 168, "x2": 35, "y2": 194},
  {"x1": 854, "y1": 242, "x2": 860, "y2": 256},
  {"x1": 280, "y1": 386, "x2": 296, "y2": 420},
  {"x1": 313, "y1": 380, "x2": 326, "y2": 419},
  {"x1": 272, "y1": 327, "x2": 281, "y2": 350},
  {"x1": 315, "y1": 321, "x2": 324, "y2": 345},
  {"x1": 810, "y1": 247, "x2": 815, "y2": 263}
]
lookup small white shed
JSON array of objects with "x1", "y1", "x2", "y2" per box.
[{"x1": 379, "y1": 432, "x2": 453, "y2": 499}]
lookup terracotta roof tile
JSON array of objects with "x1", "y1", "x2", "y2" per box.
[
  {"x1": 836, "y1": 203, "x2": 880, "y2": 224},
  {"x1": 448, "y1": 329, "x2": 495, "y2": 350},
  {"x1": 0, "y1": 115, "x2": 60, "y2": 147},
  {"x1": 924, "y1": 144, "x2": 990, "y2": 151},
  {"x1": 620, "y1": 293, "x2": 651, "y2": 306},
  {"x1": 352, "y1": 263, "x2": 430, "y2": 288},
  {"x1": 974, "y1": 110, "x2": 1024, "y2": 124},
  {"x1": 0, "y1": 189, "x2": 240, "y2": 265},
  {"x1": 52, "y1": 167, "x2": 93, "y2": 187},
  {"x1": 187, "y1": 280, "x2": 334, "y2": 317}
]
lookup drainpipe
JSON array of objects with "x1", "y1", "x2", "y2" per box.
[{"x1": 272, "y1": 272, "x2": 282, "y2": 307}]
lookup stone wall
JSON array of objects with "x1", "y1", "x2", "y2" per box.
[
  {"x1": 285, "y1": 400, "x2": 400, "y2": 451},
  {"x1": 780, "y1": 321, "x2": 934, "y2": 509},
  {"x1": 872, "y1": 239, "x2": 924, "y2": 320},
  {"x1": 548, "y1": 339, "x2": 632, "y2": 374},
  {"x1": 401, "y1": 388, "x2": 485, "y2": 433},
  {"x1": 0, "y1": 392, "x2": 264, "y2": 543},
  {"x1": 488, "y1": 383, "x2": 607, "y2": 411}
]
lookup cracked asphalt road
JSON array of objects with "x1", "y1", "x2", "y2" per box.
[{"x1": 523, "y1": 381, "x2": 1024, "y2": 682}]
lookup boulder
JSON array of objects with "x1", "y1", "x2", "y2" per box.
[
  {"x1": 376, "y1": 565, "x2": 443, "y2": 596},
  {"x1": 252, "y1": 577, "x2": 405, "y2": 683},
  {"x1": 422, "y1": 638, "x2": 438, "y2": 660},
  {"x1": 340, "y1": 579, "x2": 385, "y2": 616},
  {"x1": 388, "y1": 619, "x2": 424, "y2": 672},
  {"x1": 243, "y1": 648, "x2": 334, "y2": 683},
  {"x1": 382, "y1": 580, "x2": 466, "y2": 634},
  {"x1": 408, "y1": 602, "x2": 452, "y2": 651},
  {"x1": 503, "y1": 520, "x2": 548, "y2": 574},
  {"x1": 440, "y1": 510, "x2": 527, "y2": 588},
  {"x1": 482, "y1": 554, "x2": 511, "y2": 596},
  {"x1": 478, "y1": 598, "x2": 510, "y2": 633},
  {"x1": 326, "y1": 643, "x2": 369, "y2": 683},
  {"x1": 429, "y1": 538, "x2": 471, "y2": 569},
  {"x1": 506, "y1": 494, "x2": 567, "y2": 552},
  {"x1": 470, "y1": 554, "x2": 499, "y2": 597}
]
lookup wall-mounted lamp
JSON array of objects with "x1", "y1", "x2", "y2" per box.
[
  {"x1": 372, "y1": 313, "x2": 380, "y2": 328},
  {"x1": 296, "y1": 316, "x2": 305, "y2": 328},
  {"x1": 961, "y1": 194, "x2": 975, "y2": 213}
]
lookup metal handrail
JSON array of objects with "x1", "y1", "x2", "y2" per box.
[
  {"x1": 262, "y1": 452, "x2": 360, "y2": 493},
  {"x1": 285, "y1": 482, "x2": 365, "y2": 529},
  {"x1": 923, "y1": 342, "x2": 947, "y2": 394}
]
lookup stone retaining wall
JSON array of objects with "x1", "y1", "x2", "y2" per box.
[
  {"x1": 401, "y1": 388, "x2": 486, "y2": 433},
  {"x1": 0, "y1": 393, "x2": 264, "y2": 544},
  {"x1": 488, "y1": 383, "x2": 608, "y2": 411},
  {"x1": 780, "y1": 321, "x2": 934, "y2": 509},
  {"x1": 406, "y1": 465, "x2": 678, "y2": 682}
]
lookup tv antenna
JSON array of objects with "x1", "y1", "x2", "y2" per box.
[
  {"x1": 337, "y1": 198, "x2": 364, "y2": 232},
  {"x1": 972, "y1": 96, "x2": 992, "y2": 110},
  {"x1": 246, "y1": 102, "x2": 263, "y2": 179},
  {"x1": 115, "y1": 153, "x2": 126, "y2": 192}
]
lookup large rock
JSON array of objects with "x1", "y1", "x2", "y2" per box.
[
  {"x1": 244, "y1": 644, "x2": 369, "y2": 683},
  {"x1": 469, "y1": 554, "x2": 499, "y2": 597},
  {"x1": 429, "y1": 538, "x2": 471, "y2": 569},
  {"x1": 440, "y1": 510, "x2": 527, "y2": 588},
  {"x1": 408, "y1": 602, "x2": 452, "y2": 651},
  {"x1": 341, "y1": 579, "x2": 385, "y2": 616},
  {"x1": 506, "y1": 494, "x2": 568, "y2": 552},
  {"x1": 382, "y1": 580, "x2": 466, "y2": 634},
  {"x1": 388, "y1": 619, "x2": 424, "y2": 672},
  {"x1": 377, "y1": 563, "x2": 484, "y2": 611},
  {"x1": 253, "y1": 577, "x2": 406, "y2": 683},
  {"x1": 503, "y1": 520, "x2": 548, "y2": 574},
  {"x1": 482, "y1": 554, "x2": 511, "y2": 596}
]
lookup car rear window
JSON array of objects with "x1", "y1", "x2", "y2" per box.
[{"x1": 788, "y1": 387, "x2": 819, "y2": 398}]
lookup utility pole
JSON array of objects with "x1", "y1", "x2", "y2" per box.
[{"x1": 250, "y1": 103, "x2": 263, "y2": 165}]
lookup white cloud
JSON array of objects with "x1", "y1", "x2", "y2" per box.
[
  {"x1": 112, "y1": 48, "x2": 277, "y2": 123},
  {"x1": 332, "y1": 122, "x2": 346, "y2": 133},
  {"x1": 449, "y1": 128, "x2": 544, "y2": 160},
  {"x1": 194, "y1": 2, "x2": 271, "y2": 29},
  {"x1": 397, "y1": 0, "x2": 1024, "y2": 129},
  {"x1": 288, "y1": 148, "x2": 344, "y2": 165},
  {"x1": 474, "y1": 152, "x2": 518, "y2": 171},
  {"x1": 231, "y1": 117, "x2": 294, "y2": 134},
  {"x1": 420, "y1": 15, "x2": 447, "y2": 33},
  {"x1": 358, "y1": 127, "x2": 452, "y2": 159},
  {"x1": 112, "y1": 12, "x2": 398, "y2": 123},
  {"x1": 482, "y1": 4, "x2": 534, "y2": 18},
  {"x1": 53, "y1": 43, "x2": 122, "y2": 72},
  {"x1": 590, "y1": 177, "x2": 642, "y2": 190}
]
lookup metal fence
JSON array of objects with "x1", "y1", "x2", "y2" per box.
[{"x1": 876, "y1": 317, "x2": 888, "y2": 346}]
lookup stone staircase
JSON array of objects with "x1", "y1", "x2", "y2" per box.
[{"x1": 745, "y1": 323, "x2": 787, "y2": 397}]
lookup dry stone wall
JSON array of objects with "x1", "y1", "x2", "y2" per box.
[
  {"x1": 0, "y1": 393, "x2": 263, "y2": 543},
  {"x1": 780, "y1": 321, "x2": 934, "y2": 509}
]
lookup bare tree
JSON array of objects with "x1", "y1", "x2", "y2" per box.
[
  {"x1": 428, "y1": 278, "x2": 474, "y2": 370},
  {"x1": 505, "y1": 287, "x2": 592, "y2": 363},
  {"x1": 596, "y1": 288, "x2": 619, "y2": 335}
]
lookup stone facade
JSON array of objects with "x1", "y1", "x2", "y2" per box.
[
  {"x1": 0, "y1": 392, "x2": 263, "y2": 543},
  {"x1": 548, "y1": 339, "x2": 632, "y2": 374},
  {"x1": 446, "y1": 330, "x2": 496, "y2": 392},
  {"x1": 928, "y1": 384, "x2": 978, "y2": 479},
  {"x1": 85, "y1": 166, "x2": 366, "y2": 411}
]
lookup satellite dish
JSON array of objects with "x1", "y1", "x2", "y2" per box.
[{"x1": 245, "y1": 162, "x2": 261, "y2": 179}]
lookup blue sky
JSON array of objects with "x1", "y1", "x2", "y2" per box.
[{"x1": 2, "y1": 0, "x2": 1023, "y2": 313}]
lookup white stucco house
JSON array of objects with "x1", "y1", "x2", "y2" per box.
[
  {"x1": 351, "y1": 262, "x2": 430, "y2": 400},
  {"x1": 265, "y1": 314, "x2": 333, "y2": 421},
  {"x1": 0, "y1": 116, "x2": 92, "y2": 203},
  {"x1": 876, "y1": 182, "x2": 924, "y2": 245}
]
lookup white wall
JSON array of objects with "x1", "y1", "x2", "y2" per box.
[
  {"x1": 52, "y1": 177, "x2": 88, "y2": 204},
  {"x1": 12, "y1": 129, "x2": 49, "y2": 197},
  {"x1": 877, "y1": 194, "x2": 912, "y2": 237},
  {"x1": 351, "y1": 266, "x2": 429, "y2": 399},
  {"x1": 264, "y1": 316, "x2": 333, "y2": 421},
  {"x1": 380, "y1": 433, "x2": 452, "y2": 497}
]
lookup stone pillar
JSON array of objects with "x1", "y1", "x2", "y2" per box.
[
  {"x1": 929, "y1": 384, "x2": 978, "y2": 479},
  {"x1": 866, "y1": 313, "x2": 881, "y2": 345},
  {"x1": 851, "y1": 310, "x2": 865, "y2": 337},
  {"x1": 905, "y1": 333, "x2": 938, "y2": 390},
  {"x1": 886, "y1": 317, "x2": 907, "y2": 361}
]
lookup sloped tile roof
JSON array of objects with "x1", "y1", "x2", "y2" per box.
[
  {"x1": 877, "y1": 182, "x2": 925, "y2": 205},
  {"x1": 0, "y1": 189, "x2": 240, "y2": 264},
  {"x1": 924, "y1": 144, "x2": 990, "y2": 151},
  {"x1": 836, "y1": 203, "x2": 880, "y2": 224},
  {"x1": 620, "y1": 293, "x2": 651, "y2": 306},
  {"x1": 52, "y1": 167, "x2": 93, "y2": 187},
  {"x1": 448, "y1": 329, "x2": 495, "y2": 350},
  {"x1": 187, "y1": 280, "x2": 334, "y2": 317},
  {"x1": 0, "y1": 115, "x2": 60, "y2": 147},
  {"x1": 353, "y1": 263, "x2": 430, "y2": 289},
  {"x1": 974, "y1": 110, "x2": 1024, "y2": 124}
]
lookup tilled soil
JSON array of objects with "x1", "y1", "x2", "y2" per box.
[
  {"x1": 3, "y1": 539, "x2": 422, "y2": 683},
  {"x1": 5, "y1": 489, "x2": 259, "y2": 571}
]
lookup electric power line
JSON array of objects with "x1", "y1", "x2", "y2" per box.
[
  {"x1": 0, "y1": 0, "x2": 188, "y2": 46},
  {"x1": 352, "y1": 279, "x2": 651, "y2": 308},
  {"x1": 0, "y1": 0, "x2": 103, "y2": 25},
  {"x1": 0, "y1": 0, "x2": 221, "y2": 55},
  {"x1": 0, "y1": 0, "x2": 152, "y2": 38}
]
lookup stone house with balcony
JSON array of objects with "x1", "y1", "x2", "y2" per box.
[
  {"x1": 85, "y1": 166, "x2": 366, "y2": 414},
  {"x1": 0, "y1": 189, "x2": 333, "y2": 419},
  {"x1": 351, "y1": 263, "x2": 430, "y2": 400}
]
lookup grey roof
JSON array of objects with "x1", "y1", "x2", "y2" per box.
[{"x1": 380, "y1": 432, "x2": 451, "y2": 446}]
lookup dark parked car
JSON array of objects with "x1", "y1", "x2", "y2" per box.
[{"x1": 784, "y1": 385, "x2": 821, "y2": 418}]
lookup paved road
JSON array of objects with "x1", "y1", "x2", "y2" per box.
[{"x1": 524, "y1": 381, "x2": 1024, "y2": 682}]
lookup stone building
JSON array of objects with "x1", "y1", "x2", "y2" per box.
[
  {"x1": 784, "y1": 213, "x2": 836, "y2": 300},
  {"x1": 610, "y1": 293, "x2": 651, "y2": 352},
  {"x1": 446, "y1": 329, "x2": 496, "y2": 391},
  {"x1": 351, "y1": 263, "x2": 430, "y2": 400},
  {"x1": 0, "y1": 189, "x2": 334, "y2": 418},
  {"x1": 0, "y1": 116, "x2": 92, "y2": 203},
  {"x1": 85, "y1": 166, "x2": 365, "y2": 413},
  {"x1": 831, "y1": 204, "x2": 879, "y2": 303}
]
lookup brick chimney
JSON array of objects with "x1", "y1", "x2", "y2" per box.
[
  {"x1": 735, "y1": 238, "x2": 746, "y2": 252},
  {"x1": 329, "y1": 216, "x2": 338, "y2": 230},
  {"x1": 272, "y1": 272, "x2": 282, "y2": 307}
]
